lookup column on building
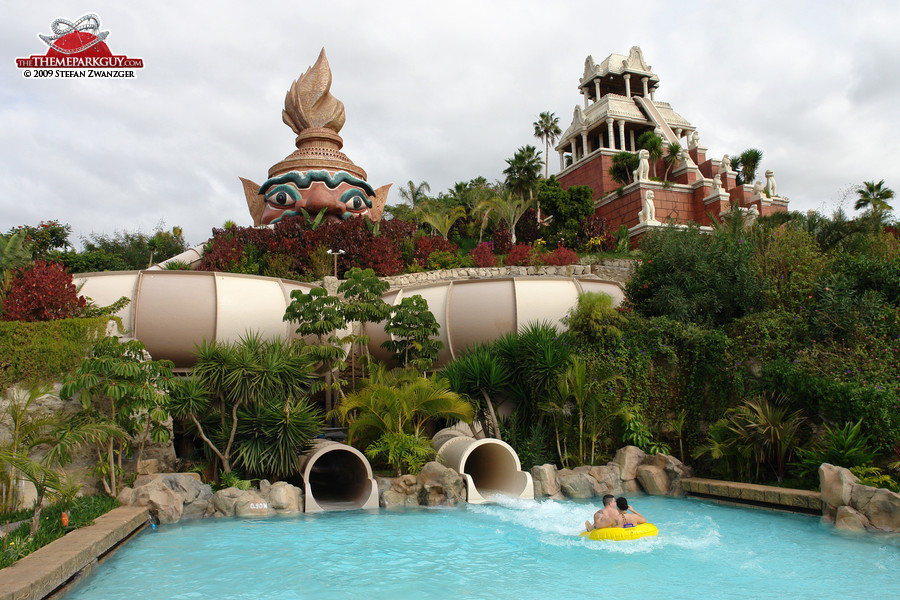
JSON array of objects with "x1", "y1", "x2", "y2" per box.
[
  {"x1": 581, "y1": 131, "x2": 589, "y2": 157},
  {"x1": 558, "y1": 149, "x2": 565, "y2": 171},
  {"x1": 570, "y1": 139, "x2": 577, "y2": 162},
  {"x1": 629, "y1": 130, "x2": 635, "y2": 152},
  {"x1": 642, "y1": 77, "x2": 649, "y2": 97},
  {"x1": 583, "y1": 88, "x2": 589, "y2": 110},
  {"x1": 624, "y1": 73, "x2": 631, "y2": 98},
  {"x1": 606, "y1": 118, "x2": 615, "y2": 149},
  {"x1": 617, "y1": 120, "x2": 626, "y2": 151},
  {"x1": 594, "y1": 79, "x2": 601, "y2": 102}
]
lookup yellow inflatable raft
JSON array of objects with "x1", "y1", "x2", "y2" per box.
[{"x1": 580, "y1": 523, "x2": 658, "y2": 541}]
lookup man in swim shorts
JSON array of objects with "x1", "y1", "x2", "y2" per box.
[
  {"x1": 616, "y1": 496, "x2": 647, "y2": 527},
  {"x1": 585, "y1": 494, "x2": 622, "y2": 531}
]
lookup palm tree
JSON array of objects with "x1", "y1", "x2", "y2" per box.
[
  {"x1": 503, "y1": 145, "x2": 543, "y2": 203},
  {"x1": 609, "y1": 151, "x2": 639, "y2": 185},
  {"x1": 335, "y1": 366, "x2": 474, "y2": 446},
  {"x1": 475, "y1": 190, "x2": 534, "y2": 245},
  {"x1": 637, "y1": 131, "x2": 664, "y2": 177},
  {"x1": 533, "y1": 112, "x2": 562, "y2": 179},
  {"x1": 441, "y1": 344, "x2": 511, "y2": 440},
  {"x1": 663, "y1": 142, "x2": 683, "y2": 182},
  {"x1": 398, "y1": 180, "x2": 431, "y2": 209},
  {"x1": 855, "y1": 179, "x2": 895, "y2": 214},
  {"x1": 738, "y1": 148, "x2": 764, "y2": 184},
  {"x1": 416, "y1": 202, "x2": 467, "y2": 240}
]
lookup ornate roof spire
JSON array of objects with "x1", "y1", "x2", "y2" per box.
[{"x1": 282, "y1": 48, "x2": 346, "y2": 138}]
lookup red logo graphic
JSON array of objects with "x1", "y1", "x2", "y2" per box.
[{"x1": 15, "y1": 13, "x2": 143, "y2": 70}]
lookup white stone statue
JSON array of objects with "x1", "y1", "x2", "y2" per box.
[
  {"x1": 720, "y1": 154, "x2": 732, "y2": 175},
  {"x1": 638, "y1": 190, "x2": 658, "y2": 224},
  {"x1": 712, "y1": 174, "x2": 724, "y2": 194},
  {"x1": 745, "y1": 204, "x2": 759, "y2": 226},
  {"x1": 633, "y1": 149, "x2": 650, "y2": 182},
  {"x1": 752, "y1": 180, "x2": 766, "y2": 201},
  {"x1": 689, "y1": 131, "x2": 700, "y2": 149},
  {"x1": 765, "y1": 169, "x2": 777, "y2": 197}
]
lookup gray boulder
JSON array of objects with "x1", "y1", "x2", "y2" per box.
[
  {"x1": 416, "y1": 461, "x2": 466, "y2": 507},
  {"x1": 557, "y1": 469, "x2": 595, "y2": 499},
  {"x1": 834, "y1": 505, "x2": 869, "y2": 531},
  {"x1": 636, "y1": 464, "x2": 669, "y2": 495},
  {"x1": 819, "y1": 463, "x2": 858, "y2": 510},
  {"x1": 850, "y1": 484, "x2": 900, "y2": 532},
  {"x1": 614, "y1": 446, "x2": 646, "y2": 481},
  {"x1": 267, "y1": 481, "x2": 302, "y2": 513},
  {"x1": 531, "y1": 464, "x2": 562, "y2": 498},
  {"x1": 119, "y1": 472, "x2": 213, "y2": 523}
]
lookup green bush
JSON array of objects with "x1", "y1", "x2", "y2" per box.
[
  {"x1": 0, "y1": 495, "x2": 118, "y2": 568},
  {"x1": 0, "y1": 317, "x2": 110, "y2": 389}
]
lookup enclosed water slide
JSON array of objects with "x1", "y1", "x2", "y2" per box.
[
  {"x1": 366, "y1": 277, "x2": 625, "y2": 366},
  {"x1": 433, "y1": 428, "x2": 533, "y2": 503},
  {"x1": 297, "y1": 441, "x2": 379, "y2": 512}
]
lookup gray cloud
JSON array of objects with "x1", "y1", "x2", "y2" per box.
[{"x1": 2, "y1": 1, "x2": 899, "y2": 247}]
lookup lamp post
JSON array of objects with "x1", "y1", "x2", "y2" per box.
[{"x1": 326, "y1": 249, "x2": 345, "y2": 277}]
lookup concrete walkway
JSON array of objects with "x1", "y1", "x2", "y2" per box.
[
  {"x1": 682, "y1": 477, "x2": 822, "y2": 513},
  {"x1": 0, "y1": 505, "x2": 148, "y2": 600}
]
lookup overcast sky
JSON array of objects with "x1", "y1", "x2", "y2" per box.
[{"x1": 3, "y1": 1, "x2": 899, "y2": 247}]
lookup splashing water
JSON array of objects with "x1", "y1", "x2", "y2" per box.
[{"x1": 62, "y1": 496, "x2": 899, "y2": 600}]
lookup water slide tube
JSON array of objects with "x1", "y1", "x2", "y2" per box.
[
  {"x1": 297, "y1": 440, "x2": 379, "y2": 512},
  {"x1": 433, "y1": 428, "x2": 534, "y2": 504},
  {"x1": 366, "y1": 277, "x2": 625, "y2": 366}
]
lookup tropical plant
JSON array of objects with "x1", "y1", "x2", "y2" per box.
[
  {"x1": 795, "y1": 420, "x2": 876, "y2": 481},
  {"x1": 168, "y1": 335, "x2": 319, "y2": 476},
  {"x1": 283, "y1": 287, "x2": 348, "y2": 416},
  {"x1": 416, "y1": 202, "x2": 466, "y2": 240},
  {"x1": 365, "y1": 432, "x2": 435, "y2": 476},
  {"x1": 337, "y1": 268, "x2": 391, "y2": 386},
  {"x1": 398, "y1": 180, "x2": 431, "y2": 209},
  {"x1": 232, "y1": 396, "x2": 323, "y2": 479},
  {"x1": 381, "y1": 295, "x2": 443, "y2": 373},
  {"x1": 475, "y1": 190, "x2": 534, "y2": 245},
  {"x1": 503, "y1": 145, "x2": 543, "y2": 203},
  {"x1": 60, "y1": 337, "x2": 175, "y2": 495},
  {"x1": 441, "y1": 344, "x2": 510, "y2": 439},
  {"x1": 613, "y1": 404, "x2": 670, "y2": 456},
  {"x1": 554, "y1": 357, "x2": 622, "y2": 465},
  {"x1": 663, "y1": 142, "x2": 683, "y2": 182},
  {"x1": 737, "y1": 148, "x2": 764, "y2": 184},
  {"x1": 335, "y1": 366, "x2": 473, "y2": 458},
  {"x1": 562, "y1": 292, "x2": 626, "y2": 347},
  {"x1": 0, "y1": 385, "x2": 120, "y2": 533},
  {"x1": 609, "y1": 151, "x2": 639, "y2": 185},
  {"x1": 533, "y1": 111, "x2": 562, "y2": 179},
  {"x1": 855, "y1": 180, "x2": 895, "y2": 231},
  {"x1": 637, "y1": 131, "x2": 664, "y2": 178}
]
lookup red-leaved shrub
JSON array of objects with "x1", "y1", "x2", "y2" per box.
[
  {"x1": 543, "y1": 247, "x2": 579, "y2": 266},
  {"x1": 471, "y1": 242, "x2": 497, "y2": 267},
  {"x1": 2, "y1": 260, "x2": 86, "y2": 322},
  {"x1": 504, "y1": 243, "x2": 536, "y2": 266},
  {"x1": 414, "y1": 235, "x2": 459, "y2": 267}
]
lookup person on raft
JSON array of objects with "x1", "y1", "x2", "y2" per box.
[
  {"x1": 616, "y1": 497, "x2": 647, "y2": 527},
  {"x1": 585, "y1": 494, "x2": 623, "y2": 531}
]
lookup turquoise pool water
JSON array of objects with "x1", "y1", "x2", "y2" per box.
[{"x1": 63, "y1": 495, "x2": 899, "y2": 599}]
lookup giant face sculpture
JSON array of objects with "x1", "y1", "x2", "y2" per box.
[{"x1": 241, "y1": 49, "x2": 389, "y2": 226}]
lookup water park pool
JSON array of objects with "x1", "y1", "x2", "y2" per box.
[{"x1": 62, "y1": 495, "x2": 900, "y2": 599}]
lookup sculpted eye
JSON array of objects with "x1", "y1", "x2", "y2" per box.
[
  {"x1": 264, "y1": 185, "x2": 298, "y2": 210},
  {"x1": 340, "y1": 189, "x2": 370, "y2": 213}
]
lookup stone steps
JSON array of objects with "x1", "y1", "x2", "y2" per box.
[
  {"x1": 681, "y1": 477, "x2": 822, "y2": 514},
  {"x1": 0, "y1": 505, "x2": 148, "y2": 600}
]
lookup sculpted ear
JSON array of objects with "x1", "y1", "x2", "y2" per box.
[
  {"x1": 240, "y1": 177, "x2": 265, "y2": 226},
  {"x1": 369, "y1": 183, "x2": 391, "y2": 221}
]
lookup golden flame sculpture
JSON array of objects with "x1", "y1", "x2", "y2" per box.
[{"x1": 282, "y1": 48, "x2": 346, "y2": 137}]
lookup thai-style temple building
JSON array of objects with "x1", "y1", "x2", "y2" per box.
[{"x1": 555, "y1": 47, "x2": 788, "y2": 242}]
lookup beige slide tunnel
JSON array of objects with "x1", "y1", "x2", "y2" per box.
[
  {"x1": 433, "y1": 429, "x2": 534, "y2": 504},
  {"x1": 297, "y1": 440, "x2": 379, "y2": 512},
  {"x1": 367, "y1": 277, "x2": 625, "y2": 368}
]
